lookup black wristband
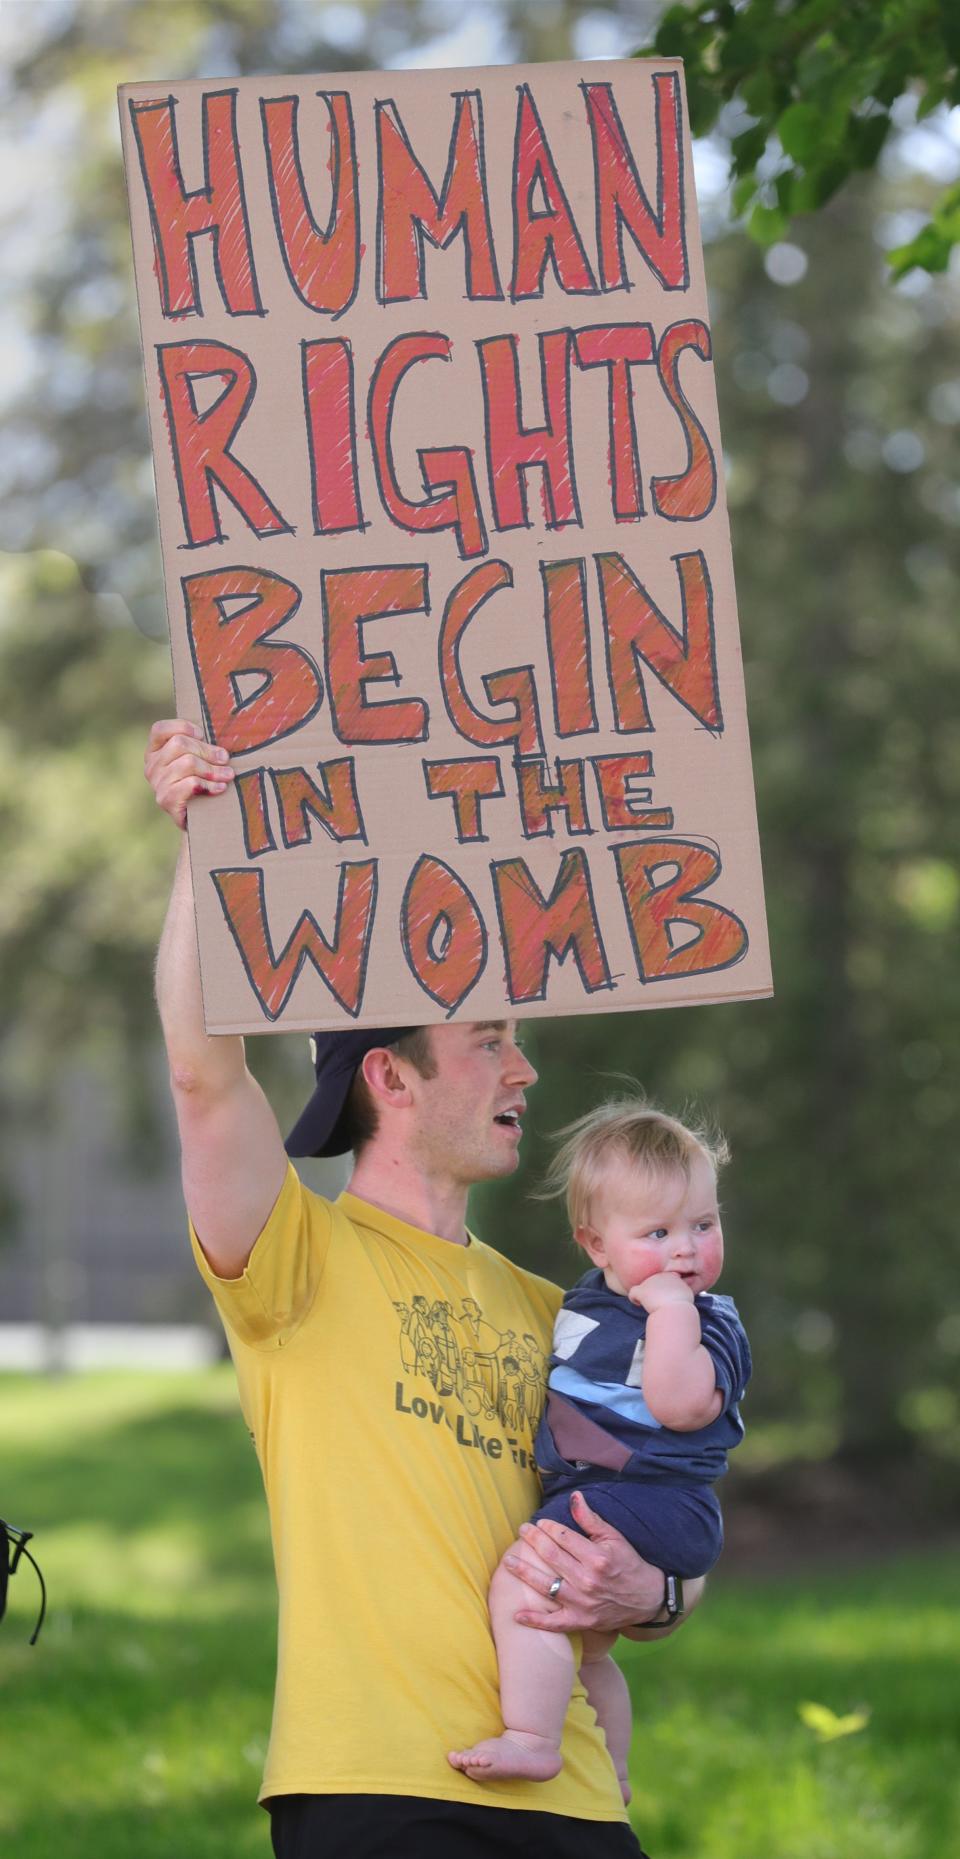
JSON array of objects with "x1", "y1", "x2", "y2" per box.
[{"x1": 633, "y1": 1571, "x2": 684, "y2": 1628}]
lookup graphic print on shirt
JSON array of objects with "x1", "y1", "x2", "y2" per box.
[{"x1": 392, "y1": 1294, "x2": 547, "y2": 1440}]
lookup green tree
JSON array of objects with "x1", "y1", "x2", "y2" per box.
[{"x1": 647, "y1": 0, "x2": 960, "y2": 274}]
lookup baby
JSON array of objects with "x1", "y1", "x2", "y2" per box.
[{"x1": 449, "y1": 1100, "x2": 751, "y2": 1801}]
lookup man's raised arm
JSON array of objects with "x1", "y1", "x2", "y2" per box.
[{"x1": 148, "y1": 720, "x2": 288, "y2": 1278}]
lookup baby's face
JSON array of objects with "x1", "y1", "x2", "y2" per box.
[{"x1": 577, "y1": 1153, "x2": 724, "y2": 1299}]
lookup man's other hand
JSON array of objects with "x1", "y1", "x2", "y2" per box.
[
  {"x1": 503, "y1": 1490, "x2": 703, "y2": 1638},
  {"x1": 145, "y1": 719, "x2": 235, "y2": 830}
]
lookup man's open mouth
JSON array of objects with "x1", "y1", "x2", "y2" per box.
[{"x1": 494, "y1": 1109, "x2": 522, "y2": 1128}]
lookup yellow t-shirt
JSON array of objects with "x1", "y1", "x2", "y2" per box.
[{"x1": 190, "y1": 1165, "x2": 626, "y2": 1821}]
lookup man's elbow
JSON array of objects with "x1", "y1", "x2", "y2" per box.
[
  {"x1": 169, "y1": 1061, "x2": 213, "y2": 1100},
  {"x1": 168, "y1": 1061, "x2": 238, "y2": 1119}
]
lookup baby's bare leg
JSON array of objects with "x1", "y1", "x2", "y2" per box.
[
  {"x1": 581, "y1": 1630, "x2": 633, "y2": 1805},
  {"x1": 447, "y1": 1558, "x2": 574, "y2": 1783}
]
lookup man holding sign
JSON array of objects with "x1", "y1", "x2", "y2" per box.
[
  {"x1": 147, "y1": 715, "x2": 700, "y2": 1858},
  {"x1": 126, "y1": 52, "x2": 769, "y2": 1854}
]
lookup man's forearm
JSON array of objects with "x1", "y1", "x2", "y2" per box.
[
  {"x1": 155, "y1": 841, "x2": 245, "y2": 1096},
  {"x1": 507, "y1": 1495, "x2": 706, "y2": 1638},
  {"x1": 620, "y1": 1573, "x2": 705, "y2": 1640}
]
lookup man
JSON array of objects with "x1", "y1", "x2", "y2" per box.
[{"x1": 145, "y1": 718, "x2": 702, "y2": 1859}]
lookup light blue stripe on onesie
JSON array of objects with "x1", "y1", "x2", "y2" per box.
[{"x1": 548, "y1": 1364, "x2": 661, "y2": 1430}]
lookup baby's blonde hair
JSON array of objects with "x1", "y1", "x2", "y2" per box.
[{"x1": 540, "y1": 1095, "x2": 729, "y2": 1235}]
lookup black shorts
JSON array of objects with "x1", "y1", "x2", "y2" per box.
[{"x1": 268, "y1": 1793, "x2": 648, "y2": 1858}]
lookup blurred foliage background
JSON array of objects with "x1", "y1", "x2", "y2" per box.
[{"x1": 1, "y1": 0, "x2": 959, "y2": 1514}]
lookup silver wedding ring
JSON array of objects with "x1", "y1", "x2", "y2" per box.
[{"x1": 548, "y1": 1576, "x2": 563, "y2": 1599}]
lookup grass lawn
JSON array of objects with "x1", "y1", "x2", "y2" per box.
[{"x1": 1, "y1": 1370, "x2": 957, "y2": 1858}]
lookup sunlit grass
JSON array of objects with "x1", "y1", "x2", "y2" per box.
[
  {"x1": 625, "y1": 1557, "x2": 960, "y2": 1858},
  {"x1": 2, "y1": 1371, "x2": 957, "y2": 1858}
]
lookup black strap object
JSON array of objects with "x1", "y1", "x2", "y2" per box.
[{"x1": 1, "y1": 1518, "x2": 47, "y2": 1645}]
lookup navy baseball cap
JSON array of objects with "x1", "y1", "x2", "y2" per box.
[{"x1": 285, "y1": 1027, "x2": 419, "y2": 1159}]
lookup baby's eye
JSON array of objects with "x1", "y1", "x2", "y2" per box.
[{"x1": 645, "y1": 1228, "x2": 668, "y2": 1241}]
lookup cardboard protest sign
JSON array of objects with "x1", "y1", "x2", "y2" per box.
[{"x1": 120, "y1": 58, "x2": 772, "y2": 1033}]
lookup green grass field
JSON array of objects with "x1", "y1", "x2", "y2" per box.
[{"x1": 1, "y1": 1370, "x2": 957, "y2": 1858}]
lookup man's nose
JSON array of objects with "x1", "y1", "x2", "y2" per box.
[{"x1": 507, "y1": 1042, "x2": 538, "y2": 1087}]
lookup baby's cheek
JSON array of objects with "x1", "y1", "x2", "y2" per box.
[
  {"x1": 628, "y1": 1248, "x2": 665, "y2": 1286},
  {"x1": 701, "y1": 1237, "x2": 724, "y2": 1283}
]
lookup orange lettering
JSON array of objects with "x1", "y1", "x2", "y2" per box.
[
  {"x1": 213, "y1": 861, "x2": 378, "y2": 1019},
  {"x1": 478, "y1": 332, "x2": 579, "y2": 531},
  {"x1": 368, "y1": 333, "x2": 486, "y2": 558},
  {"x1": 376, "y1": 92, "x2": 501, "y2": 301},
  {"x1": 423, "y1": 758, "x2": 504, "y2": 843},
  {"x1": 261, "y1": 92, "x2": 359, "y2": 315},
  {"x1": 129, "y1": 90, "x2": 261, "y2": 317},
  {"x1": 184, "y1": 567, "x2": 321, "y2": 754},
  {"x1": 517, "y1": 759, "x2": 591, "y2": 838},
  {"x1": 652, "y1": 320, "x2": 717, "y2": 522},
  {"x1": 614, "y1": 840, "x2": 747, "y2": 981},
  {"x1": 158, "y1": 340, "x2": 291, "y2": 547},
  {"x1": 573, "y1": 324, "x2": 655, "y2": 520},
  {"x1": 302, "y1": 339, "x2": 364, "y2": 536},
  {"x1": 511, "y1": 85, "x2": 597, "y2": 299},
  {"x1": 235, "y1": 768, "x2": 275, "y2": 857},
  {"x1": 491, "y1": 850, "x2": 612, "y2": 1003},
  {"x1": 322, "y1": 565, "x2": 429, "y2": 745},
  {"x1": 591, "y1": 754, "x2": 673, "y2": 832},
  {"x1": 401, "y1": 855, "x2": 488, "y2": 1012},
  {"x1": 542, "y1": 558, "x2": 597, "y2": 738},
  {"x1": 439, "y1": 561, "x2": 543, "y2": 756},
  {"x1": 597, "y1": 549, "x2": 721, "y2": 734},
  {"x1": 272, "y1": 759, "x2": 366, "y2": 847},
  {"x1": 584, "y1": 75, "x2": 687, "y2": 293}
]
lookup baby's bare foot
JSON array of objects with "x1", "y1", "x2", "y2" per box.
[{"x1": 447, "y1": 1730, "x2": 563, "y2": 1784}]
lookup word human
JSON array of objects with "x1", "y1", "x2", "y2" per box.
[{"x1": 129, "y1": 74, "x2": 687, "y2": 321}]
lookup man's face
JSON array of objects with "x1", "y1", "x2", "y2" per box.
[{"x1": 404, "y1": 1020, "x2": 537, "y2": 1186}]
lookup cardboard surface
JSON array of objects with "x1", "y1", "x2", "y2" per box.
[{"x1": 120, "y1": 58, "x2": 772, "y2": 1032}]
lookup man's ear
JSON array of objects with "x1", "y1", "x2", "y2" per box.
[
  {"x1": 575, "y1": 1223, "x2": 606, "y2": 1267},
  {"x1": 361, "y1": 1046, "x2": 415, "y2": 1110}
]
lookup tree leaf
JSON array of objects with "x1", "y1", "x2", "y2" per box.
[
  {"x1": 732, "y1": 172, "x2": 759, "y2": 217},
  {"x1": 732, "y1": 122, "x2": 768, "y2": 175},
  {"x1": 749, "y1": 200, "x2": 789, "y2": 245},
  {"x1": 778, "y1": 101, "x2": 824, "y2": 163},
  {"x1": 652, "y1": 5, "x2": 695, "y2": 61},
  {"x1": 888, "y1": 223, "x2": 954, "y2": 278}
]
